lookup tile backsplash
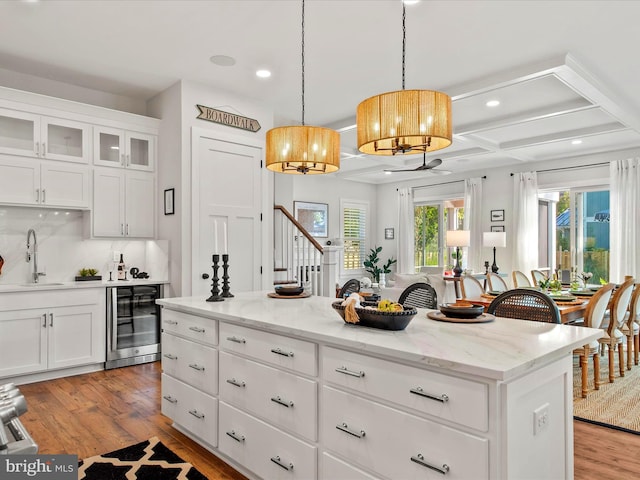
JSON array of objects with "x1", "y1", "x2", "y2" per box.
[{"x1": 0, "y1": 207, "x2": 168, "y2": 284}]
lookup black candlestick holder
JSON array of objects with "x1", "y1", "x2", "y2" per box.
[
  {"x1": 484, "y1": 261, "x2": 490, "y2": 275},
  {"x1": 221, "y1": 254, "x2": 234, "y2": 298},
  {"x1": 206, "y1": 254, "x2": 224, "y2": 302}
]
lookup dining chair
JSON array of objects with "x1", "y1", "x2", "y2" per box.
[
  {"x1": 486, "y1": 272, "x2": 509, "y2": 292},
  {"x1": 337, "y1": 278, "x2": 360, "y2": 298},
  {"x1": 487, "y1": 289, "x2": 561, "y2": 324},
  {"x1": 572, "y1": 283, "x2": 615, "y2": 397},
  {"x1": 531, "y1": 270, "x2": 548, "y2": 287},
  {"x1": 622, "y1": 282, "x2": 640, "y2": 369},
  {"x1": 460, "y1": 276, "x2": 485, "y2": 299},
  {"x1": 398, "y1": 282, "x2": 438, "y2": 309},
  {"x1": 598, "y1": 277, "x2": 635, "y2": 383},
  {"x1": 512, "y1": 270, "x2": 532, "y2": 288}
]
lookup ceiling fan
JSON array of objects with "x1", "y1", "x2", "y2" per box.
[{"x1": 384, "y1": 153, "x2": 452, "y2": 174}]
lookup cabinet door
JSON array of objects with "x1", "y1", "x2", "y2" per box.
[
  {"x1": 0, "y1": 156, "x2": 39, "y2": 205},
  {"x1": 0, "y1": 108, "x2": 39, "y2": 158},
  {"x1": 41, "y1": 162, "x2": 90, "y2": 208},
  {"x1": 0, "y1": 309, "x2": 47, "y2": 378},
  {"x1": 125, "y1": 170, "x2": 155, "y2": 238},
  {"x1": 93, "y1": 168, "x2": 125, "y2": 237},
  {"x1": 125, "y1": 132, "x2": 154, "y2": 172},
  {"x1": 93, "y1": 126, "x2": 125, "y2": 168},
  {"x1": 41, "y1": 117, "x2": 90, "y2": 163},
  {"x1": 48, "y1": 304, "x2": 105, "y2": 370}
]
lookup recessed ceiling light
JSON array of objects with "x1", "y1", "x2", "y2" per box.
[
  {"x1": 403, "y1": 1, "x2": 420, "y2": 4},
  {"x1": 384, "y1": 171, "x2": 393, "y2": 175},
  {"x1": 486, "y1": 100, "x2": 500, "y2": 107},
  {"x1": 572, "y1": 139, "x2": 583, "y2": 145},
  {"x1": 210, "y1": 55, "x2": 236, "y2": 67},
  {"x1": 256, "y1": 69, "x2": 271, "y2": 78}
]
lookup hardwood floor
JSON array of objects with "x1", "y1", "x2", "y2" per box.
[{"x1": 14, "y1": 362, "x2": 640, "y2": 480}]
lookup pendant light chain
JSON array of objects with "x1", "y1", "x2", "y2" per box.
[
  {"x1": 301, "y1": 0, "x2": 306, "y2": 126},
  {"x1": 402, "y1": 3, "x2": 406, "y2": 91}
]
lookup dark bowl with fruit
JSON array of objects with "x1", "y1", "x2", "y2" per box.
[{"x1": 331, "y1": 301, "x2": 417, "y2": 331}]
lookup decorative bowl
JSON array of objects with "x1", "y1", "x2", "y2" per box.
[
  {"x1": 331, "y1": 301, "x2": 417, "y2": 331},
  {"x1": 439, "y1": 303, "x2": 485, "y2": 319},
  {"x1": 274, "y1": 284, "x2": 305, "y2": 296}
]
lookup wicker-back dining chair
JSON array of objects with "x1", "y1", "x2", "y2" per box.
[
  {"x1": 487, "y1": 289, "x2": 561, "y2": 324},
  {"x1": 398, "y1": 282, "x2": 438, "y2": 309},
  {"x1": 337, "y1": 279, "x2": 360, "y2": 298}
]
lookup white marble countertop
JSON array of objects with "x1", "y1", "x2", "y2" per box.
[
  {"x1": 158, "y1": 291, "x2": 602, "y2": 382},
  {"x1": 0, "y1": 278, "x2": 169, "y2": 293}
]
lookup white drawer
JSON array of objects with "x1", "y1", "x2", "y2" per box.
[
  {"x1": 322, "y1": 346, "x2": 488, "y2": 431},
  {"x1": 322, "y1": 453, "x2": 381, "y2": 480},
  {"x1": 162, "y1": 333, "x2": 218, "y2": 396},
  {"x1": 219, "y1": 402, "x2": 317, "y2": 480},
  {"x1": 161, "y1": 309, "x2": 218, "y2": 346},
  {"x1": 322, "y1": 386, "x2": 488, "y2": 480},
  {"x1": 219, "y1": 351, "x2": 317, "y2": 441},
  {"x1": 161, "y1": 373, "x2": 218, "y2": 448},
  {"x1": 220, "y1": 323, "x2": 317, "y2": 376}
]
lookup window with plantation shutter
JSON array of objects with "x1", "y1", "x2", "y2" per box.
[{"x1": 341, "y1": 200, "x2": 368, "y2": 273}]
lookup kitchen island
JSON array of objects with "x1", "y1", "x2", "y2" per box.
[{"x1": 158, "y1": 292, "x2": 601, "y2": 480}]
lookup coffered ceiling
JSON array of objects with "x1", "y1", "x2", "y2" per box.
[{"x1": 1, "y1": 1, "x2": 639, "y2": 184}]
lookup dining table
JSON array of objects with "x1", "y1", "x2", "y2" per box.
[{"x1": 463, "y1": 292, "x2": 591, "y2": 324}]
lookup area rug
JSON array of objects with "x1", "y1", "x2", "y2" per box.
[
  {"x1": 573, "y1": 356, "x2": 640, "y2": 435},
  {"x1": 78, "y1": 436, "x2": 208, "y2": 480}
]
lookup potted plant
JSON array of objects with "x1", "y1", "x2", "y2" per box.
[
  {"x1": 363, "y1": 246, "x2": 397, "y2": 285},
  {"x1": 75, "y1": 268, "x2": 102, "y2": 281}
]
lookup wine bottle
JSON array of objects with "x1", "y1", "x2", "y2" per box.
[{"x1": 117, "y1": 254, "x2": 126, "y2": 280}]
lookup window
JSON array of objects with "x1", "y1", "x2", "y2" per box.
[
  {"x1": 539, "y1": 188, "x2": 610, "y2": 281},
  {"x1": 341, "y1": 200, "x2": 368, "y2": 273},
  {"x1": 414, "y1": 198, "x2": 464, "y2": 270}
]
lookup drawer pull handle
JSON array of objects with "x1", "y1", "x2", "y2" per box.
[
  {"x1": 226, "y1": 378, "x2": 246, "y2": 388},
  {"x1": 226, "y1": 430, "x2": 245, "y2": 443},
  {"x1": 270, "y1": 347, "x2": 294, "y2": 357},
  {"x1": 410, "y1": 387, "x2": 449, "y2": 403},
  {"x1": 226, "y1": 336, "x2": 246, "y2": 344},
  {"x1": 188, "y1": 409, "x2": 205, "y2": 419},
  {"x1": 410, "y1": 454, "x2": 450, "y2": 475},
  {"x1": 165, "y1": 320, "x2": 178, "y2": 325},
  {"x1": 162, "y1": 395, "x2": 177, "y2": 404},
  {"x1": 336, "y1": 422, "x2": 366, "y2": 438},
  {"x1": 189, "y1": 326, "x2": 205, "y2": 333},
  {"x1": 335, "y1": 366, "x2": 365, "y2": 378},
  {"x1": 271, "y1": 396, "x2": 294, "y2": 408},
  {"x1": 189, "y1": 363, "x2": 205, "y2": 371},
  {"x1": 163, "y1": 353, "x2": 177, "y2": 360},
  {"x1": 270, "y1": 456, "x2": 293, "y2": 471}
]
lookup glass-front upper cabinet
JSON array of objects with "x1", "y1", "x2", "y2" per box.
[
  {"x1": 93, "y1": 126, "x2": 154, "y2": 172},
  {"x1": 0, "y1": 108, "x2": 90, "y2": 163}
]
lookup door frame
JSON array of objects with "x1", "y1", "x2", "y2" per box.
[{"x1": 189, "y1": 127, "x2": 273, "y2": 296}]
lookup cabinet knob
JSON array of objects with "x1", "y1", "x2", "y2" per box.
[{"x1": 202, "y1": 273, "x2": 210, "y2": 279}]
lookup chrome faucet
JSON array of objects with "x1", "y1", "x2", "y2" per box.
[{"x1": 26, "y1": 229, "x2": 45, "y2": 283}]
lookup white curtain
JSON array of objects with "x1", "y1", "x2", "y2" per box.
[
  {"x1": 512, "y1": 172, "x2": 538, "y2": 274},
  {"x1": 610, "y1": 157, "x2": 640, "y2": 282},
  {"x1": 463, "y1": 177, "x2": 483, "y2": 273},
  {"x1": 397, "y1": 187, "x2": 414, "y2": 274}
]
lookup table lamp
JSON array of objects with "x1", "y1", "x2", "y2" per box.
[
  {"x1": 483, "y1": 232, "x2": 507, "y2": 273},
  {"x1": 446, "y1": 230, "x2": 470, "y2": 277}
]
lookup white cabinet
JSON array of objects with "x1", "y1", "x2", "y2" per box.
[
  {"x1": 92, "y1": 167, "x2": 154, "y2": 238},
  {"x1": 0, "y1": 108, "x2": 90, "y2": 163},
  {"x1": 0, "y1": 288, "x2": 105, "y2": 379},
  {"x1": 0, "y1": 156, "x2": 90, "y2": 208},
  {"x1": 93, "y1": 126, "x2": 155, "y2": 171}
]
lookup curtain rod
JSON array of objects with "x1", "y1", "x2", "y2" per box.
[
  {"x1": 398, "y1": 175, "x2": 487, "y2": 191},
  {"x1": 510, "y1": 162, "x2": 609, "y2": 176}
]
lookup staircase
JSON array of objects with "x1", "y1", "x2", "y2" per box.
[{"x1": 274, "y1": 205, "x2": 325, "y2": 296}]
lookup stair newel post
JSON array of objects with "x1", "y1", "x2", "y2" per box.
[
  {"x1": 206, "y1": 254, "x2": 224, "y2": 302},
  {"x1": 221, "y1": 254, "x2": 234, "y2": 298}
]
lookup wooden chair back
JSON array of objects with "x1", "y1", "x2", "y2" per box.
[
  {"x1": 487, "y1": 272, "x2": 508, "y2": 292},
  {"x1": 398, "y1": 282, "x2": 438, "y2": 309},
  {"x1": 582, "y1": 283, "x2": 615, "y2": 329},
  {"x1": 460, "y1": 276, "x2": 485, "y2": 299},
  {"x1": 512, "y1": 270, "x2": 532, "y2": 288},
  {"x1": 487, "y1": 289, "x2": 561, "y2": 323},
  {"x1": 608, "y1": 278, "x2": 635, "y2": 335},
  {"x1": 337, "y1": 279, "x2": 360, "y2": 298}
]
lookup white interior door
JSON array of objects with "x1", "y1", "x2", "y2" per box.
[{"x1": 193, "y1": 136, "x2": 262, "y2": 298}]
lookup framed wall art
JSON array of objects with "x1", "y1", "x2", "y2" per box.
[
  {"x1": 490, "y1": 209, "x2": 505, "y2": 222},
  {"x1": 384, "y1": 227, "x2": 395, "y2": 240},
  {"x1": 491, "y1": 225, "x2": 505, "y2": 232},
  {"x1": 294, "y1": 201, "x2": 328, "y2": 237}
]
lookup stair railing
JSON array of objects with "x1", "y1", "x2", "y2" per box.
[{"x1": 274, "y1": 205, "x2": 324, "y2": 296}]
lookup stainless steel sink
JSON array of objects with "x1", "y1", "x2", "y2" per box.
[{"x1": 19, "y1": 283, "x2": 65, "y2": 287}]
